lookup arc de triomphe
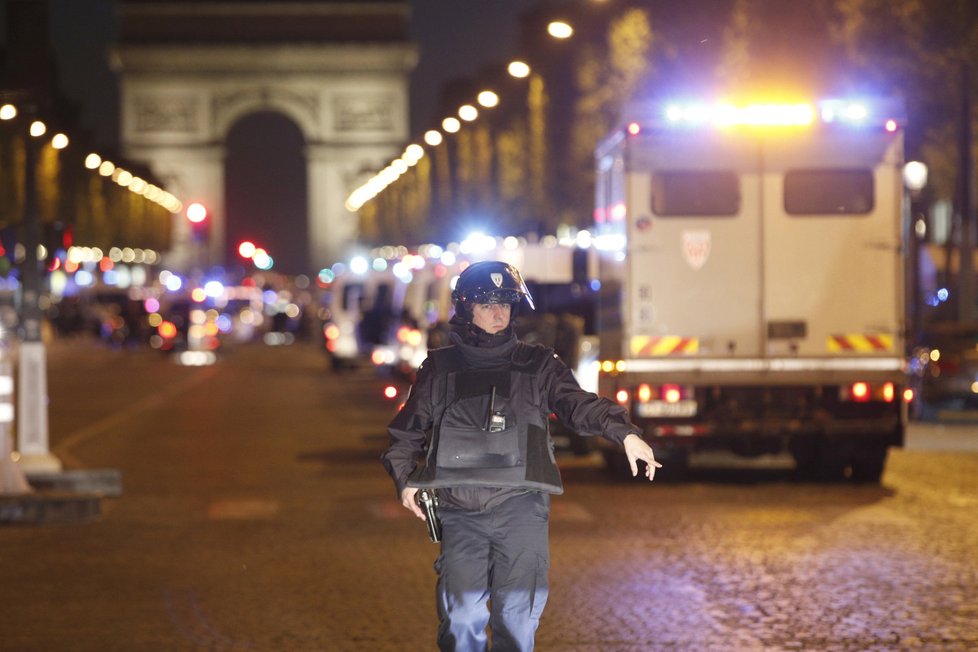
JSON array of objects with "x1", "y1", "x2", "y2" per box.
[{"x1": 112, "y1": 1, "x2": 416, "y2": 273}]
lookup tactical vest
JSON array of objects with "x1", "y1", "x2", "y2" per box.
[{"x1": 407, "y1": 342, "x2": 564, "y2": 494}]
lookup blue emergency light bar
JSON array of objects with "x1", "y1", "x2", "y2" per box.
[{"x1": 623, "y1": 97, "x2": 906, "y2": 132}]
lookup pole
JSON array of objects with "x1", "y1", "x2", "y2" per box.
[
  {"x1": 957, "y1": 61, "x2": 976, "y2": 322},
  {"x1": 16, "y1": 111, "x2": 61, "y2": 472}
]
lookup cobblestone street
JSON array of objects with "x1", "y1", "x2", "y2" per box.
[{"x1": 1, "y1": 339, "x2": 976, "y2": 650}]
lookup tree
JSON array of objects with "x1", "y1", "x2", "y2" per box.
[
  {"x1": 569, "y1": 8, "x2": 654, "y2": 223},
  {"x1": 828, "y1": 0, "x2": 978, "y2": 200}
]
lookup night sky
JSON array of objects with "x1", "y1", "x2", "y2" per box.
[{"x1": 3, "y1": 0, "x2": 535, "y2": 150}]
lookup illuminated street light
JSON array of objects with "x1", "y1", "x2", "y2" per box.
[
  {"x1": 508, "y1": 61, "x2": 531, "y2": 78},
  {"x1": 442, "y1": 117, "x2": 461, "y2": 133},
  {"x1": 903, "y1": 161, "x2": 928, "y2": 192},
  {"x1": 84, "y1": 153, "x2": 101, "y2": 169},
  {"x1": 403, "y1": 144, "x2": 424, "y2": 165},
  {"x1": 424, "y1": 130, "x2": 443, "y2": 146},
  {"x1": 29, "y1": 120, "x2": 46, "y2": 137},
  {"x1": 0, "y1": 104, "x2": 16, "y2": 120},
  {"x1": 458, "y1": 104, "x2": 478, "y2": 121},
  {"x1": 51, "y1": 133, "x2": 69, "y2": 149},
  {"x1": 98, "y1": 160, "x2": 115, "y2": 176},
  {"x1": 547, "y1": 21, "x2": 573, "y2": 39},
  {"x1": 477, "y1": 91, "x2": 499, "y2": 108}
]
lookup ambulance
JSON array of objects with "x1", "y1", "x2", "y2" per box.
[{"x1": 592, "y1": 97, "x2": 911, "y2": 482}]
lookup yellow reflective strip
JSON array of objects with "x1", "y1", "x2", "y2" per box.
[{"x1": 826, "y1": 334, "x2": 894, "y2": 353}]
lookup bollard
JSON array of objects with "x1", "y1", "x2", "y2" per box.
[{"x1": 0, "y1": 324, "x2": 31, "y2": 495}]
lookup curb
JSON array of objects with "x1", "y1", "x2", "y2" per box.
[{"x1": 0, "y1": 468, "x2": 122, "y2": 526}]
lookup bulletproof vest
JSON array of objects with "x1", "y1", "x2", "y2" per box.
[{"x1": 407, "y1": 342, "x2": 564, "y2": 494}]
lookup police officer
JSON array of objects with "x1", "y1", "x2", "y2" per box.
[{"x1": 382, "y1": 260, "x2": 660, "y2": 652}]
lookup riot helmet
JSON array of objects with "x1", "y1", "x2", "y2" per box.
[{"x1": 450, "y1": 260, "x2": 535, "y2": 325}]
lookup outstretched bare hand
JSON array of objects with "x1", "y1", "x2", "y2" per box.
[{"x1": 623, "y1": 433, "x2": 662, "y2": 481}]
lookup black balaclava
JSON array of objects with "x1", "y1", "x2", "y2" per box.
[{"x1": 450, "y1": 301, "x2": 517, "y2": 356}]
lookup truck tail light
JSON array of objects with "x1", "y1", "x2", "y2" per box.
[
  {"x1": 637, "y1": 383, "x2": 652, "y2": 402},
  {"x1": 840, "y1": 382, "x2": 902, "y2": 402},
  {"x1": 850, "y1": 382, "x2": 870, "y2": 402},
  {"x1": 903, "y1": 388, "x2": 915, "y2": 403},
  {"x1": 881, "y1": 382, "x2": 895, "y2": 403},
  {"x1": 662, "y1": 384, "x2": 682, "y2": 403}
]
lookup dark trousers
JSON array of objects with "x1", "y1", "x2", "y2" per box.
[{"x1": 435, "y1": 492, "x2": 550, "y2": 652}]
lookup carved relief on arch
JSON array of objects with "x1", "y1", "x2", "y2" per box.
[{"x1": 212, "y1": 87, "x2": 320, "y2": 140}]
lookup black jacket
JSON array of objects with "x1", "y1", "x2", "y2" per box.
[{"x1": 382, "y1": 331, "x2": 641, "y2": 510}]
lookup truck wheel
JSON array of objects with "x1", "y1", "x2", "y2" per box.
[
  {"x1": 849, "y1": 444, "x2": 888, "y2": 484},
  {"x1": 816, "y1": 453, "x2": 849, "y2": 482}
]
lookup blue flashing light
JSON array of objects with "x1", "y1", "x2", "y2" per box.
[{"x1": 652, "y1": 97, "x2": 904, "y2": 131}]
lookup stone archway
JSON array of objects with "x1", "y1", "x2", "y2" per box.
[
  {"x1": 225, "y1": 110, "x2": 308, "y2": 275},
  {"x1": 112, "y1": 0, "x2": 416, "y2": 273}
]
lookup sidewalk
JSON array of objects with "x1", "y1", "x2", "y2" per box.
[{"x1": 906, "y1": 420, "x2": 978, "y2": 452}]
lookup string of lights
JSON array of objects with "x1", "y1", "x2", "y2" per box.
[
  {"x1": 344, "y1": 19, "x2": 575, "y2": 213},
  {"x1": 0, "y1": 101, "x2": 183, "y2": 215}
]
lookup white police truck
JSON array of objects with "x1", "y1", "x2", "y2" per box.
[{"x1": 592, "y1": 97, "x2": 911, "y2": 482}]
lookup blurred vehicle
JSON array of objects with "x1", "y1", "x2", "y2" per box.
[{"x1": 917, "y1": 322, "x2": 978, "y2": 409}]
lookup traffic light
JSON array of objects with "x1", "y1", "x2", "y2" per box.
[{"x1": 186, "y1": 202, "x2": 208, "y2": 241}]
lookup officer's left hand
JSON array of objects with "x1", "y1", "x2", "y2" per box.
[{"x1": 623, "y1": 433, "x2": 662, "y2": 481}]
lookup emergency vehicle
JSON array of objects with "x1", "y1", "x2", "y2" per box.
[{"x1": 592, "y1": 97, "x2": 911, "y2": 482}]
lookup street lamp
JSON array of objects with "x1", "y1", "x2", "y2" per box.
[
  {"x1": 903, "y1": 161, "x2": 929, "y2": 351},
  {"x1": 477, "y1": 91, "x2": 499, "y2": 108},
  {"x1": 547, "y1": 21, "x2": 574, "y2": 39},
  {"x1": 507, "y1": 61, "x2": 531, "y2": 78}
]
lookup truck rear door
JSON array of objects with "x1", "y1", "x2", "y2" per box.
[
  {"x1": 761, "y1": 130, "x2": 904, "y2": 358},
  {"x1": 626, "y1": 130, "x2": 765, "y2": 357}
]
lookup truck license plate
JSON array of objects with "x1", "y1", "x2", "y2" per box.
[{"x1": 636, "y1": 400, "x2": 697, "y2": 418}]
